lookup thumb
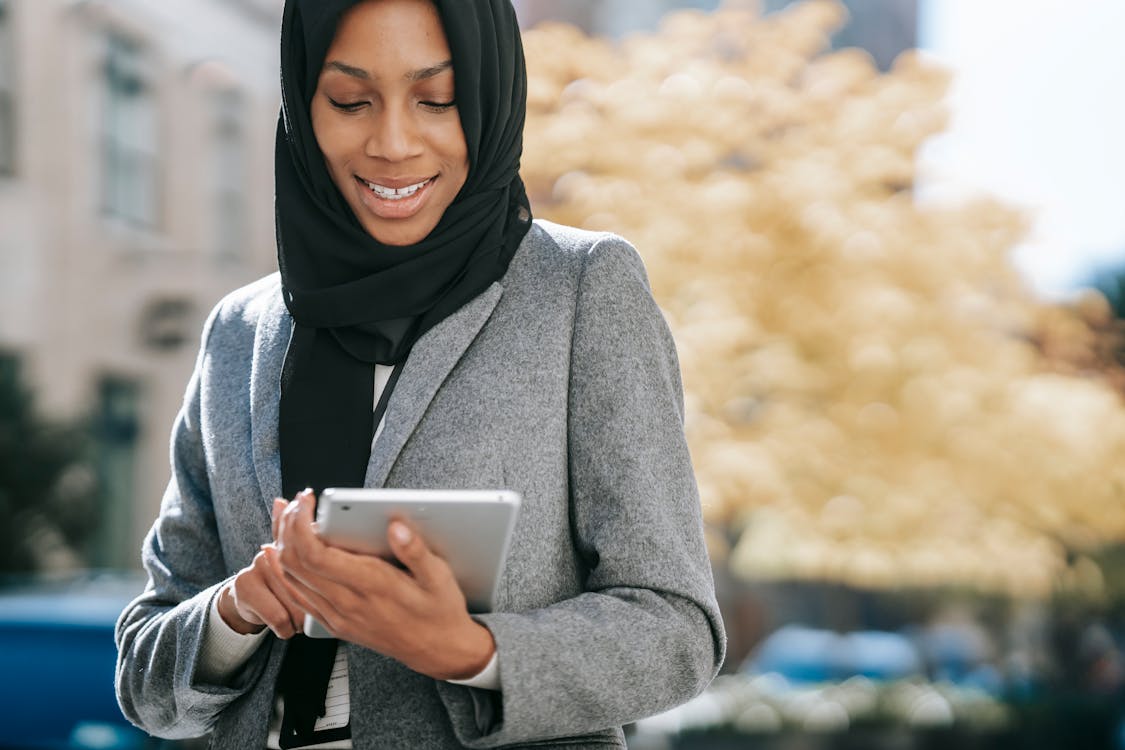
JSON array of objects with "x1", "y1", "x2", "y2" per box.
[{"x1": 388, "y1": 521, "x2": 445, "y2": 590}]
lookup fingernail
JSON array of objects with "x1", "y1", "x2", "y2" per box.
[
  {"x1": 391, "y1": 522, "x2": 412, "y2": 545},
  {"x1": 302, "y1": 487, "x2": 314, "y2": 498}
]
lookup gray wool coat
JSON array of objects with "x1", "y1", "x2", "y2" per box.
[{"x1": 115, "y1": 220, "x2": 726, "y2": 749}]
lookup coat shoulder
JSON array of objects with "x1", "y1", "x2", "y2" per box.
[
  {"x1": 188, "y1": 273, "x2": 287, "y2": 381},
  {"x1": 210, "y1": 272, "x2": 283, "y2": 330},
  {"x1": 526, "y1": 219, "x2": 609, "y2": 255},
  {"x1": 513, "y1": 219, "x2": 644, "y2": 284}
]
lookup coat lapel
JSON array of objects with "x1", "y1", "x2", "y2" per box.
[
  {"x1": 248, "y1": 281, "x2": 504, "y2": 505},
  {"x1": 365, "y1": 281, "x2": 504, "y2": 489},
  {"x1": 249, "y1": 288, "x2": 293, "y2": 510}
]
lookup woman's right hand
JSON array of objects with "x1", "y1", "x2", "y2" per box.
[{"x1": 216, "y1": 498, "x2": 307, "y2": 638}]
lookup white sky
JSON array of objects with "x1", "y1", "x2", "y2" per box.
[{"x1": 917, "y1": 0, "x2": 1125, "y2": 298}]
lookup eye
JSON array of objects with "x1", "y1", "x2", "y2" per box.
[
  {"x1": 327, "y1": 96, "x2": 367, "y2": 112},
  {"x1": 420, "y1": 100, "x2": 456, "y2": 113}
]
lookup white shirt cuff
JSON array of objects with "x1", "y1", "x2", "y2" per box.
[
  {"x1": 197, "y1": 588, "x2": 271, "y2": 684},
  {"x1": 445, "y1": 650, "x2": 500, "y2": 691}
]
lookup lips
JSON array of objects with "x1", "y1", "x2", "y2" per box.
[{"x1": 354, "y1": 174, "x2": 437, "y2": 220}]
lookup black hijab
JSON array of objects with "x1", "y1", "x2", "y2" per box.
[
  {"x1": 276, "y1": 0, "x2": 532, "y2": 364},
  {"x1": 276, "y1": 0, "x2": 532, "y2": 499},
  {"x1": 273, "y1": 3, "x2": 531, "y2": 744}
]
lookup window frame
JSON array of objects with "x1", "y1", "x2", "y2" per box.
[
  {"x1": 99, "y1": 31, "x2": 161, "y2": 228},
  {"x1": 0, "y1": 0, "x2": 17, "y2": 176},
  {"x1": 210, "y1": 85, "x2": 247, "y2": 261}
]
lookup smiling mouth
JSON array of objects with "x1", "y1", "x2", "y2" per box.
[
  {"x1": 359, "y1": 176, "x2": 434, "y2": 200},
  {"x1": 354, "y1": 175, "x2": 437, "y2": 221}
]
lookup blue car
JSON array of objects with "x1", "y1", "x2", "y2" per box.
[
  {"x1": 745, "y1": 624, "x2": 925, "y2": 683},
  {"x1": 0, "y1": 574, "x2": 198, "y2": 750}
]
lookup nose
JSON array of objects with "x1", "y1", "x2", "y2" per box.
[{"x1": 365, "y1": 105, "x2": 424, "y2": 162}]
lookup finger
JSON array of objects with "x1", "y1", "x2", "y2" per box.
[
  {"x1": 280, "y1": 489, "x2": 319, "y2": 542},
  {"x1": 245, "y1": 562, "x2": 301, "y2": 638},
  {"x1": 277, "y1": 488, "x2": 314, "y2": 541},
  {"x1": 387, "y1": 521, "x2": 450, "y2": 591},
  {"x1": 278, "y1": 493, "x2": 394, "y2": 590},
  {"x1": 271, "y1": 498, "x2": 289, "y2": 540},
  {"x1": 276, "y1": 490, "x2": 319, "y2": 568},
  {"x1": 277, "y1": 565, "x2": 348, "y2": 639},
  {"x1": 261, "y1": 545, "x2": 309, "y2": 631},
  {"x1": 258, "y1": 602, "x2": 299, "y2": 640},
  {"x1": 217, "y1": 582, "x2": 265, "y2": 632},
  {"x1": 232, "y1": 569, "x2": 298, "y2": 639},
  {"x1": 276, "y1": 491, "x2": 323, "y2": 574}
]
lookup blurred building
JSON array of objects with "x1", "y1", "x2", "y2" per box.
[{"x1": 0, "y1": 0, "x2": 282, "y2": 568}]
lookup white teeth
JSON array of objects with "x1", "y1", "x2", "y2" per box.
[{"x1": 364, "y1": 178, "x2": 430, "y2": 200}]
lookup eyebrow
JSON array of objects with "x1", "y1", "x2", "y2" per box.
[{"x1": 324, "y1": 59, "x2": 454, "y2": 82}]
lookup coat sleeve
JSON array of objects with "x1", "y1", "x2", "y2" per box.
[
  {"x1": 437, "y1": 234, "x2": 727, "y2": 746},
  {"x1": 114, "y1": 303, "x2": 272, "y2": 738}
]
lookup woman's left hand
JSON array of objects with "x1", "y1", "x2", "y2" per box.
[{"x1": 273, "y1": 489, "x2": 496, "y2": 681}]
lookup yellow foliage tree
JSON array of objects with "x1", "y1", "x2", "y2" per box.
[{"x1": 522, "y1": 0, "x2": 1125, "y2": 597}]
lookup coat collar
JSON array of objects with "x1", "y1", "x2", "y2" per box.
[
  {"x1": 364, "y1": 280, "x2": 504, "y2": 488},
  {"x1": 249, "y1": 281, "x2": 505, "y2": 510}
]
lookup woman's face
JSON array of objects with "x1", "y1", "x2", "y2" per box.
[{"x1": 311, "y1": 0, "x2": 469, "y2": 246}]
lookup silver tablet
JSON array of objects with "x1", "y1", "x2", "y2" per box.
[{"x1": 302, "y1": 487, "x2": 521, "y2": 639}]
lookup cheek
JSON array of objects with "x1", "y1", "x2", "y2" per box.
[
  {"x1": 311, "y1": 110, "x2": 354, "y2": 173},
  {"x1": 436, "y1": 123, "x2": 469, "y2": 180}
]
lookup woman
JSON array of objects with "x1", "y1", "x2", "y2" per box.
[{"x1": 114, "y1": 0, "x2": 725, "y2": 747}]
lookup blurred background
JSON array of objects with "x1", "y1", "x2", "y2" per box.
[{"x1": 1, "y1": 0, "x2": 1124, "y2": 748}]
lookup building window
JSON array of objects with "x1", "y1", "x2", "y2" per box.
[
  {"x1": 212, "y1": 87, "x2": 246, "y2": 260},
  {"x1": 101, "y1": 34, "x2": 159, "y2": 226},
  {"x1": 91, "y1": 376, "x2": 140, "y2": 569},
  {"x1": 0, "y1": 0, "x2": 16, "y2": 175}
]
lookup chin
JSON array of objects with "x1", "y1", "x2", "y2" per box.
[
  {"x1": 359, "y1": 217, "x2": 436, "y2": 246},
  {"x1": 367, "y1": 226, "x2": 429, "y2": 246}
]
